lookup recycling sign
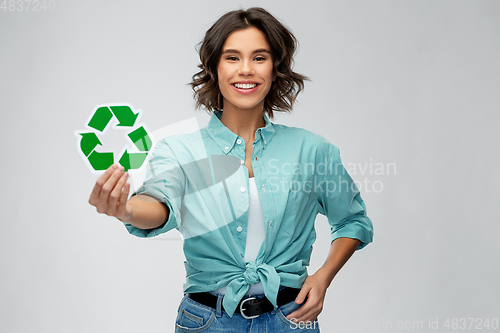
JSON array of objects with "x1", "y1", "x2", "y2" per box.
[{"x1": 77, "y1": 104, "x2": 152, "y2": 171}]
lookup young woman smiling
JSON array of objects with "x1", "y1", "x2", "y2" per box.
[
  {"x1": 89, "y1": 7, "x2": 373, "y2": 333},
  {"x1": 215, "y1": 26, "x2": 275, "y2": 178}
]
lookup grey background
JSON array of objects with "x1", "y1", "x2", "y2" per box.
[{"x1": 1, "y1": 0, "x2": 499, "y2": 332}]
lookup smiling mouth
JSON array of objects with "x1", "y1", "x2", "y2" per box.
[{"x1": 233, "y1": 83, "x2": 259, "y2": 89}]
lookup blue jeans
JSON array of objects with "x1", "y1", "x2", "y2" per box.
[{"x1": 174, "y1": 293, "x2": 320, "y2": 332}]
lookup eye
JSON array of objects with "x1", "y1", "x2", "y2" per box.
[
  {"x1": 254, "y1": 56, "x2": 266, "y2": 61},
  {"x1": 227, "y1": 56, "x2": 238, "y2": 61}
]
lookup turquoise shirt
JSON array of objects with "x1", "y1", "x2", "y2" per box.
[{"x1": 124, "y1": 110, "x2": 373, "y2": 317}]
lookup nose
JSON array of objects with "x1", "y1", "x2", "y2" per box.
[{"x1": 238, "y1": 59, "x2": 254, "y2": 76}]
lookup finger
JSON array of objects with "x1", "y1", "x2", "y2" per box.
[
  {"x1": 289, "y1": 308, "x2": 317, "y2": 323},
  {"x1": 294, "y1": 306, "x2": 319, "y2": 323},
  {"x1": 286, "y1": 284, "x2": 312, "y2": 320},
  {"x1": 116, "y1": 172, "x2": 130, "y2": 218},
  {"x1": 89, "y1": 164, "x2": 118, "y2": 206},
  {"x1": 290, "y1": 296, "x2": 322, "y2": 323},
  {"x1": 286, "y1": 299, "x2": 312, "y2": 321},
  {"x1": 295, "y1": 282, "x2": 312, "y2": 304},
  {"x1": 115, "y1": 175, "x2": 131, "y2": 218},
  {"x1": 299, "y1": 313, "x2": 320, "y2": 324},
  {"x1": 107, "y1": 171, "x2": 129, "y2": 216},
  {"x1": 96, "y1": 166, "x2": 124, "y2": 213},
  {"x1": 286, "y1": 290, "x2": 317, "y2": 321}
]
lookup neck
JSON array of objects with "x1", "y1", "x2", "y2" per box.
[{"x1": 219, "y1": 103, "x2": 266, "y2": 143}]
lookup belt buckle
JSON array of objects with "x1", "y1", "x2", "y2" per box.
[{"x1": 240, "y1": 297, "x2": 259, "y2": 319}]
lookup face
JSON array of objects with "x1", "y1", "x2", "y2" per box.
[{"x1": 217, "y1": 26, "x2": 275, "y2": 113}]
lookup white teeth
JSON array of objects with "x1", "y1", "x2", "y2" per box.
[{"x1": 234, "y1": 83, "x2": 258, "y2": 89}]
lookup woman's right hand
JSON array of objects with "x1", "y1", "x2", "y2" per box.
[{"x1": 88, "y1": 164, "x2": 133, "y2": 222}]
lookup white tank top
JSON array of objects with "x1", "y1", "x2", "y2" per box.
[{"x1": 212, "y1": 177, "x2": 266, "y2": 295}]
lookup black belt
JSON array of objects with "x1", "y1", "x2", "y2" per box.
[{"x1": 186, "y1": 287, "x2": 301, "y2": 319}]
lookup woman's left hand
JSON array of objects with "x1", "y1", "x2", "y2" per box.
[
  {"x1": 285, "y1": 273, "x2": 329, "y2": 323},
  {"x1": 285, "y1": 237, "x2": 360, "y2": 324}
]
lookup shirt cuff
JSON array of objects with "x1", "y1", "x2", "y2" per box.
[
  {"x1": 331, "y1": 219, "x2": 373, "y2": 250},
  {"x1": 123, "y1": 192, "x2": 178, "y2": 238}
]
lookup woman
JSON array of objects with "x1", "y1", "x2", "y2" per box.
[{"x1": 89, "y1": 7, "x2": 373, "y2": 332}]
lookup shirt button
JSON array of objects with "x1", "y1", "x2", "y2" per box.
[
  {"x1": 225, "y1": 146, "x2": 229, "y2": 151},
  {"x1": 240, "y1": 159, "x2": 244, "y2": 165},
  {"x1": 240, "y1": 187, "x2": 246, "y2": 192},
  {"x1": 237, "y1": 139, "x2": 242, "y2": 144},
  {"x1": 264, "y1": 140, "x2": 267, "y2": 145},
  {"x1": 262, "y1": 184, "x2": 265, "y2": 191},
  {"x1": 269, "y1": 221, "x2": 273, "y2": 227},
  {"x1": 237, "y1": 226, "x2": 243, "y2": 232}
]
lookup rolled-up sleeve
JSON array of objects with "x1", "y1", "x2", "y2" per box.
[
  {"x1": 317, "y1": 144, "x2": 373, "y2": 250},
  {"x1": 124, "y1": 138, "x2": 185, "y2": 238}
]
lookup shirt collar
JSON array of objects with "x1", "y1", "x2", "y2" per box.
[{"x1": 206, "y1": 110, "x2": 276, "y2": 154}]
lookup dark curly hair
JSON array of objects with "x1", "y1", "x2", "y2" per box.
[{"x1": 190, "y1": 7, "x2": 308, "y2": 120}]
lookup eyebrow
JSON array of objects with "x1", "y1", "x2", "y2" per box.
[{"x1": 221, "y1": 48, "x2": 271, "y2": 55}]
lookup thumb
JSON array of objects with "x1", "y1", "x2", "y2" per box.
[{"x1": 295, "y1": 283, "x2": 312, "y2": 304}]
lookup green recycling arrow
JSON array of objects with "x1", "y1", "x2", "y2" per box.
[
  {"x1": 88, "y1": 106, "x2": 113, "y2": 132},
  {"x1": 78, "y1": 104, "x2": 152, "y2": 172},
  {"x1": 119, "y1": 150, "x2": 149, "y2": 170},
  {"x1": 88, "y1": 151, "x2": 114, "y2": 171},
  {"x1": 80, "y1": 132, "x2": 102, "y2": 157},
  {"x1": 110, "y1": 106, "x2": 139, "y2": 127},
  {"x1": 128, "y1": 126, "x2": 152, "y2": 151}
]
